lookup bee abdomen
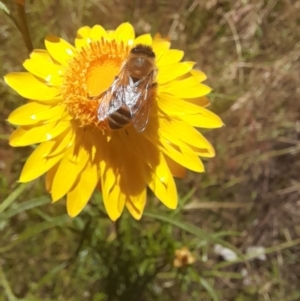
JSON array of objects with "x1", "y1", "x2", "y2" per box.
[{"x1": 108, "y1": 106, "x2": 131, "y2": 130}]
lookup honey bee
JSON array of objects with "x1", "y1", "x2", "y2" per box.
[{"x1": 92, "y1": 44, "x2": 157, "y2": 132}]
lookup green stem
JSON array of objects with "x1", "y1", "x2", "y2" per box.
[{"x1": 16, "y1": 2, "x2": 33, "y2": 53}]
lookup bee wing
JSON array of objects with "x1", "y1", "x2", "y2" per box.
[
  {"x1": 130, "y1": 71, "x2": 156, "y2": 132},
  {"x1": 97, "y1": 67, "x2": 129, "y2": 122}
]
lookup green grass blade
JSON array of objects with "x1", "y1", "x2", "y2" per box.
[
  {"x1": 0, "y1": 0, "x2": 22, "y2": 32},
  {"x1": 0, "y1": 214, "x2": 70, "y2": 253},
  {"x1": 0, "y1": 196, "x2": 50, "y2": 221},
  {"x1": 144, "y1": 211, "x2": 242, "y2": 256},
  {"x1": 28, "y1": 262, "x2": 69, "y2": 294},
  {"x1": 0, "y1": 265, "x2": 17, "y2": 301},
  {"x1": 200, "y1": 278, "x2": 219, "y2": 301},
  {"x1": 0, "y1": 183, "x2": 32, "y2": 214}
]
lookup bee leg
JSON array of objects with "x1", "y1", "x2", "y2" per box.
[{"x1": 87, "y1": 91, "x2": 106, "y2": 100}]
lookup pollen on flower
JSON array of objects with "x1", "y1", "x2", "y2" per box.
[{"x1": 61, "y1": 38, "x2": 130, "y2": 129}]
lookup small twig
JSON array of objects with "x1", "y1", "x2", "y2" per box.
[
  {"x1": 184, "y1": 201, "x2": 251, "y2": 211},
  {"x1": 15, "y1": 1, "x2": 33, "y2": 53},
  {"x1": 224, "y1": 13, "x2": 244, "y2": 85}
]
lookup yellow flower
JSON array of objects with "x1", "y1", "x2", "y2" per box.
[
  {"x1": 5, "y1": 23, "x2": 223, "y2": 221},
  {"x1": 173, "y1": 246, "x2": 196, "y2": 268}
]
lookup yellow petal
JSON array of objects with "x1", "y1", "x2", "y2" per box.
[
  {"x1": 156, "y1": 49, "x2": 184, "y2": 66},
  {"x1": 45, "y1": 163, "x2": 59, "y2": 192},
  {"x1": 160, "y1": 139, "x2": 205, "y2": 172},
  {"x1": 190, "y1": 69, "x2": 207, "y2": 82},
  {"x1": 152, "y1": 39, "x2": 170, "y2": 53},
  {"x1": 51, "y1": 132, "x2": 90, "y2": 202},
  {"x1": 23, "y1": 53, "x2": 63, "y2": 86},
  {"x1": 4, "y1": 72, "x2": 60, "y2": 101},
  {"x1": 160, "y1": 119, "x2": 215, "y2": 157},
  {"x1": 157, "y1": 62, "x2": 195, "y2": 84},
  {"x1": 116, "y1": 131, "x2": 148, "y2": 193},
  {"x1": 45, "y1": 35, "x2": 76, "y2": 66},
  {"x1": 45, "y1": 129, "x2": 75, "y2": 195},
  {"x1": 179, "y1": 110, "x2": 224, "y2": 128},
  {"x1": 122, "y1": 129, "x2": 177, "y2": 209},
  {"x1": 154, "y1": 118, "x2": 206, "y2": 172},
  {"x1": 126, "y1": 189, "x2": 147, "y2": 220},
  {"x1": 157, "y1": 94, "x2": 223, "y2": 128},
  {"x1": 106, "y1": 30, "x2": 115, "y2": 40},
  {"x1": 164, "y1": 155, "x2": 186, "y2": 178},
  {"x1": 46, "y1": 127, "x2": 74, "y2": 157},
  {"x1": 135, "y1": 135, "x2": 168, "y2": 186},
  {"x1": 9, "y1": 121, "x2": 70, "y2": 147},
  {"x1": 148, "y1": 152, "x2": 178, "y2": 209},
  {"x1": 90, "y1": 25, "x2": 108, "y2": 41},
  {"x1": 100, "y1": 159, "x2": 126, "y2": 221},
  {"x1": 186, "y1": 96, "x2": 210, "y2": 107},
  {"x1": 144, "y1": 119, "x2": 204, "y2": 172},
  {"x1": 75, "y1": 26, "x2": 92, "y2": 49},
  {"x1": 67, "y1": 160, "x2": 99, "y2": 217},
  {"x1": 134, "y1": 34, "x2": 152, "y2": 46},
  {"x1": 117, "y1": 127, "x2": 158, "y2": 172},
  {"x1": 120, "y1": 130, "x2": 177, "y2": 205},
  {"x1": 115, "y1": 130, "x2": 159, "y2": 187},
  {"x1": 188, "y1": 145, "x2": 215, "y2": 158},
  {"x1": 29, "y1": 49, "x2": 53, "y2": 62},
  {"x1": 103, "y1": 179, "x2": 126, "y2": 222},
  {"x1": 8, "y1": 102, "x2": 66, "y2": 126},
  {"x1": 163, "y1": 78, "x2": 212, "y2": 98},
  {"x1": 100, "y1": 137, "x2": 126, "y2": 221},
  {"x1": 76, "y1": 26, "x2": 92, "y2": 39},
  {"x1": 98, "y1": 145, "x2": 117, "y2": 211},
  {"x1": 19, "y1": 141, "x2": 64, "y2": 182},
  {"x1": 114, "y1": 22, "x2": 135, "y2": 45},
  {"x1": 8, "y1": 102, "x2": 50, "y2": 125}
]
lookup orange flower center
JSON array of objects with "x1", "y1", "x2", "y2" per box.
[{"x1": 61, "y1": 39, "x2": 130, "y2": 129}]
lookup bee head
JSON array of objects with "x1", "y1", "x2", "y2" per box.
[
  {"x1": 127, "y1": 45, "x2": 155, "y2": 79},
  {"x1": 130, "y1": 44, "x2": 155, "y2": 58}
]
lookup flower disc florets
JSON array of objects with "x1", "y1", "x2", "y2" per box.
[{"x1": 62, "y1": 39, "x2": 130, "y2": 130}]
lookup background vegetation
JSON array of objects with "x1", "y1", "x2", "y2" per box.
[{"x1": 0, "y1": 0, "x2": 300, "y2": 300}]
